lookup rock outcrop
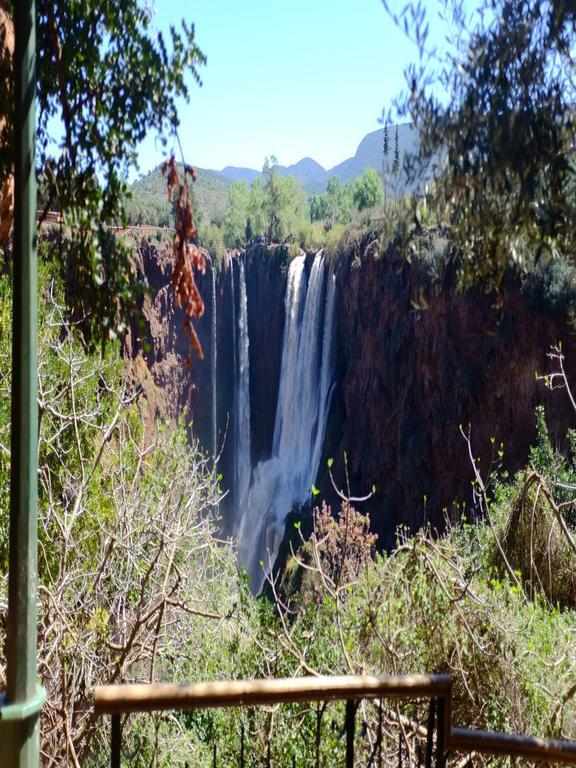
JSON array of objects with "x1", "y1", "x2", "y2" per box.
[
  {"x1": 330, "y1": 243, "x2": 576, "y2": 546},
  {"x1": 129, "y1": 237, "x2": 576, "y2": 550}
]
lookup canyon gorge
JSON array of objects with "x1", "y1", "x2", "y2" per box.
[{"x1": 126, "y1": 237, "x2": 576, "y2": 591}]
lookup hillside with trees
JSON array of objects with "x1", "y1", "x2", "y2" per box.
[
  {"x1": 125, "y1": 164, "x2": 232, "y2": 227},
  {"x1": 1, "y1": 0, "x2": 576, "y2": 766},
  {"x1": 126, "y1": 155, "x2": 399, "y2": 257},
  {"x1": 125, "y1": 121, "x2": 422, "y2": 232}
]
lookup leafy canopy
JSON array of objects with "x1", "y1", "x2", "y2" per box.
[
  {"x1": 352, "y1": 168, "x2": 384, "y2": 211},
  {"x1": 262, "y1": 156, "x2": 307, "y2": 244},
  {"x1": 1, "y1": 1, "x2": 205, "y2": 345},
  {"x1": 310, "y1": 177, "x2": 354, "y2": 227},
  {"x1": 384, "y1": 0, "x2": 576, "y2": 286}
]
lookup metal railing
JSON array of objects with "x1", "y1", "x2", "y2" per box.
[
  {"x1": 95, "y1": 674, "x2": 450, "y2": 768},
  {"x1": 93, "y1": 673, "x2": 576, "y2": 767}
]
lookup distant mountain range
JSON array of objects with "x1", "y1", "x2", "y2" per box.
[
  {"x1": 219, "y1": 122, "x2": 420, "y2": 194},
  {"x1": 128, "y1": 123, "x2": 424, "y2": 224}
]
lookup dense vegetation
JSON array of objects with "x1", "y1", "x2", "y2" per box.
[
  {"x1": 1, "y1": 0, "x2": 576, "y2": 765},
  {"x1": 1, "y1": 1, "x2": 205, "y2": 346},
  {"x1": 126, "y1": 156, "x2": 391, "y2": 259},
  {"x1": 0, "y1": 255, "x2": 234, "y2": 764},
  {"x1": 384, "y1": 0, "x2": 576, "y2": 287},
  {"x1": 1, "y1": 237, "x2": 575, "y2": 765},
  {"x1": 125, "y1": 165, "x2": 232, "y2": 229}
]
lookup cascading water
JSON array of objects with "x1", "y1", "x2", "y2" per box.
[
  {"x1": 236, "y1": 250, "x2": 337, "y2": 593},
  {"x1": 230, "y1": 258, "x2": 238, "y2": 501},
  {"x1": 235, "y1": 257, "x2": 252, "y2": 513},
  {"x1": 311, "y1": 259, "x2": 336, "y2": 476}
]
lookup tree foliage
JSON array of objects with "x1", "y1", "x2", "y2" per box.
[
  {"x1": 262, "y1": 157, "x2": 307, "y2": 244},
  {"x1": 217, "y1": 162, "x2": 308, "y2": 248},
  {"x1": 0, "y1": 1, "x2": 205, "y2": 345},
  {"x1": 352, "y1": 168, "x2": 384, "y2": 211},
  {"x1": 384, "y1": 0, "x2": 576, "y2": 286},
  {"x1": 223, "y1": 180, "x2": 250, "y2": 247},
  {"x1": 0, "y1": 260, "x2": 238, "y2": 764},
  {"x1": 310, "y1": 177, "x2": 354, "y2": 227},
  {"x1": 125, "y1": 165, "x2": 231, "y2": 229}
]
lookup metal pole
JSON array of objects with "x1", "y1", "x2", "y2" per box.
[
  {"x1": 435, "y1": 698, "x2": 446, "y2": 768},
  {"x1": 0, "y1": 1, "x2": 45, "y2": 765},
  {"x1": 111, "y1": 715, "x2": 121, "y2": 768},
  {"x1": 345, "y1": 700, "x2": 356, "y2": 768},
  {"x1": 425, "y1": 698, "x2": 436, "y2": 768}
]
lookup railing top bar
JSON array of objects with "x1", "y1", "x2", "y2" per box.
[
  {"x1": 94, "y1": 674, "x2": 451, "y2": 715},
  {"x1": 450, "y1": 727, "x2": 576, "y2": 765}
]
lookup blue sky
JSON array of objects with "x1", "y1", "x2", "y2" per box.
[{"x1": 136, "y1": 0, "x2": 452, "y2": 175}]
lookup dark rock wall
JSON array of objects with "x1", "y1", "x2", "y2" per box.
[
  {"x1": 125, "y1": 239, "x2": 215, "y2": 441},
  {"x1": 244, "y1": 245, "x2": 289, "y2": 462},
  {"x1": 330, "y1": 245, "x2": 576, "y2": 547},
  {"x1": 128, "y1": 239, "x2": 576, "y2": 549}
]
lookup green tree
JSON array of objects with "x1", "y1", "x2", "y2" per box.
[
  {"x1": 326, "y1": 177, "x2": 354, "y2": 225},
  {"x1": 353, "y1": 168, "x2": 384, "y2": 212},
  {"x1": 263, "y1": 156, "x2": 283, "y2": 242},
  {"x1": 223, "y1": 181, "x2": 250, "y2": 247},
  {"x1": 392, "y1": 123, "x2": 400, "y2": 205},
  {"x1": 262, "y1": 157, "x2": 307, "y2": 243},
  {"x1": 0, "y1": 1, "x2": 205, "y2": 345},
  {"x1": 382, "y1": 119, "x2": 390, "y2": 206},
  {"x1": 247, "y1": 177, "x2": 268, "y2": 238},
  {"x1": 200, "y1": 221, "x2": 226, "y2": 262},
  {"x1": 384, "y1": 0, "x2": 576, "y2": 286},
  {"x1": 277, "y1": 176, "x2": 307, "y2": 241},
  {"x1": 310, "y1": 193, "x2": 329, "y2": 222},
  {"x1": 310, "y1": 177, "x2": 354, "y2": 227}
]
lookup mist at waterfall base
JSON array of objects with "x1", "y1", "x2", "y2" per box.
[{"x1": 228, "y1": 251, "x2": 337, "y2": 594}]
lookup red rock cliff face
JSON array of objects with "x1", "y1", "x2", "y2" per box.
[
  {"x1": 125, "y1": 239, "x2": 216, "y2": 441},
  {"x1": 127, "y1": 239, "x2": 576, "y2": 550},
  {"x1": 329, "y1": 244, "x2": 576, "y2": 547},
  {"x1": 124, "y1": 241, "x2": 287, "y2": 533}
]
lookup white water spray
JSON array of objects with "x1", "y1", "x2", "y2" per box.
[
  {"x1": 236, "y1": 251, "x2": 337, "y2": 592},
  {"x1": 235, "y1": 258, "x2": 252, "y2": 513},
  {"x1": 230, "y1": 259, "x2": 238, "y2": 501}
]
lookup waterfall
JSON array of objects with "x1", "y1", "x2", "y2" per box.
[
  {"x1": 230, "y1": 259, "x2": 238, "y2": 502},
  {"x1": 211, "y1": 265, "x2": 217, "y2": 463},
  {"x1": 236, "y1": 250, "x2": 337, "y2": 593},
  {"x1": 311, "y1": 260, "x2": 336, "y2": 477},
  {"x1": 235, "y1": 257, "x2": 252, "y2": 514}
]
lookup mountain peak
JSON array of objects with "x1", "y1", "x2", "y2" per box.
[{"x1": 208, "y1": 124, "x2": 423, "y2": 194}]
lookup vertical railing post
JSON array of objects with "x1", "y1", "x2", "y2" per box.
[
  {"x1": 435, "y1": 697, "x2": 446, "y2": 768},
  {"x1": 425, "y1": 698, "x2": 436, "y2": 768},
  {"x1": 111, "y1": 714, "x2": 121, "y2": 768},
  {"x1": 0, "y1": 1, "x2": 45, "y2": 767},
  {"x1": 315, "y1": 702, "x2": 322, "y2": 768},
  {"x1": 377, "y1": 699, "x2": 383, "y2": 768},
  {"x1": 345, "y1": 700, "x2": 356, "y2": 768}
]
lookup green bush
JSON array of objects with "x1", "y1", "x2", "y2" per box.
[{"x1": 523, "y1": 254, "x2": 576, "y2": 315}]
